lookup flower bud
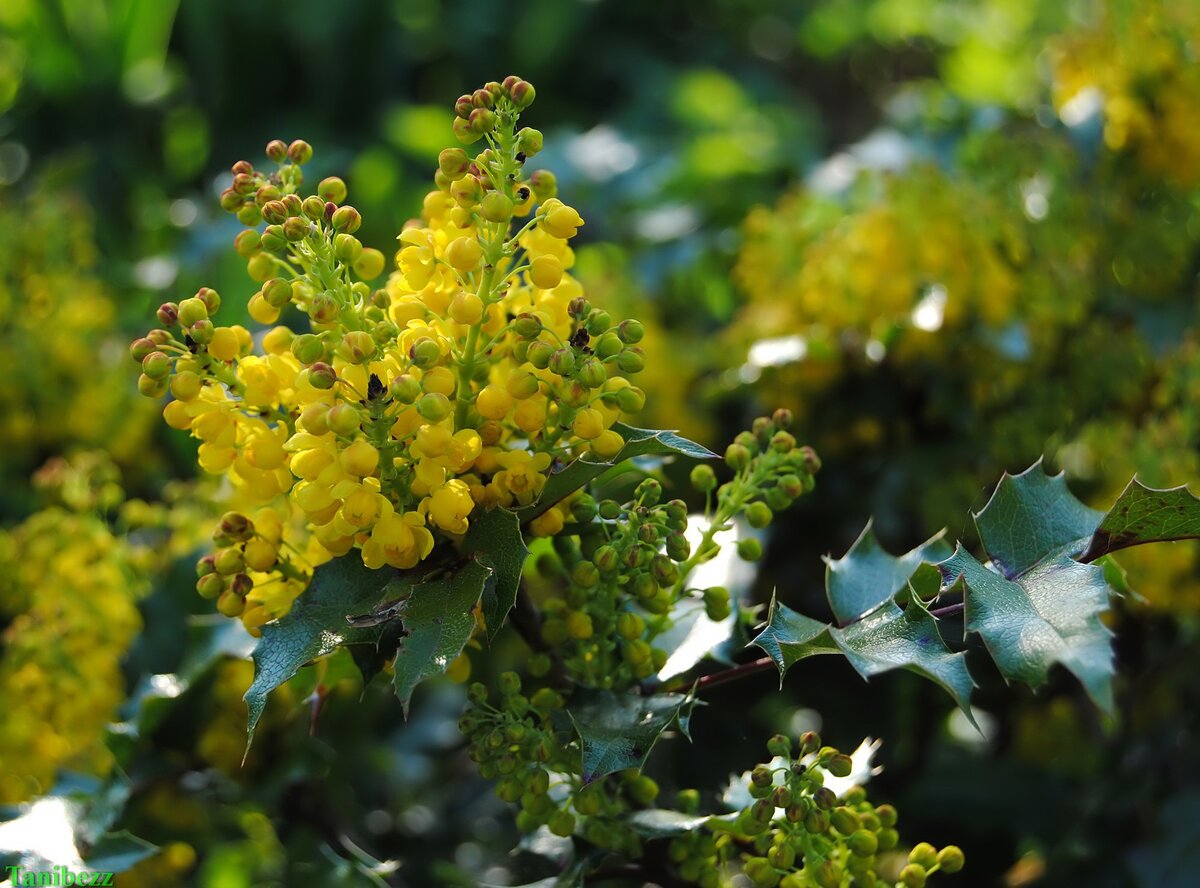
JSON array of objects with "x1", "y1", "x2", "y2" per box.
[
  {"x1": 156, "y1": 302, "x2": 179, "y2": 326},
  {"x1": 827, "y1": 753, "x2": 853, "y2": 778},
  {"x1": 513, "y1": 313, "x2": 543, "y2": 339},
  {"x1": 340, "y1": 331, "x2": 376, "y2": 364},
  {"x1": 725, "y1": 443, "x2": 751, "y2": 471},
  {"x1": 308, "y1": 362, "x2": 337, "y2": 389},
  {"x1": 516, "y1": 127, "x2": 543, "y2": 158},
  {"x1": 196, "y1": 573, "x2": 225, "y2": 599},
  {"x1": 480, "y1": 191, "x2": 514, "y2": 222},
  {"x1": 468, "y1": 107, "x2": 496, "y2": 135},
  {"x1": 332, "y1": 205, "x2": 362, "y2": 233},
  {"x1": 417, "y1": 392, "x2": 451, "y2": 421},
  {"x1": 178, "y1": 297, "x2": 208, "y2": 327},
  {"x1": 615, "y1": 385, "x2": 646, "y2": 411},
  {"x1": 899, "y1": 864, "x2": 926, "y2": 888},
  {"x1": 616, "y1": 347, "x2": 646, "y2": 374},
  {"x1": 445, "y1": 236, "x2": 483, "y2": 270},
  {"x1": 328, "y1": 234, "x2": 361, "y2": 266},
  {"x1": 548, "y1": 348, "x2": 575, "y2": 376},
  {"x1": 509, "y1": 79, "x2": 536, "y2": 109},
  {"x1": 438, "y1": 147, "x2": 471, "y2": 179},
  {"x1": 389, "y1": 374, "x2": 420, "y2": 403},
  {"x1": 354, "y1": 248, "x2": 386, "y2": 280},
  {"x1": 287, "y1": 140, "x2": 313, "y2": 164},
  {"x1": 283, "y1": 216, "x2": 311, "y2": 242},
  {"x1": 409, "y1": 337, "x2": 442, "y2": 369},
  {"x1": 938, "y1": 846, "x2": 965, "y2": 873},
  {"x1": 767, "y1": 734, "x2": 792, "y2": 758},
  {"x1": 141, "y1": 352, "x2": 171, "y2": 380},
  {"x1": 746, "y1": 501, "x2": 773, "y2": 529},
  {"x1": 618, "y1": 319, "x2": 645, "y2": 344},
  {"x1": 318, "y1": 176, "x2": 347, "y2": 204},
  {"x1": 528, "y1": 169, "x2": 557, "y2": 201},
  {"x1": 452, "y1": 115, "x2": 480, "y2": 143},
  {"x1": 529, "y1": 254, "x2": 563, "y2": 289}
]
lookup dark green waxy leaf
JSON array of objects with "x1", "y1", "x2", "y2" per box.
[
  {"x1": 974, "y1": 461, "x2": 1103, "y2": 578},
  {"x1": 518, "y1": 423, "x2": 716, "y2": 522},
  {"x1": 566, "y1": 690, "x2": 694, "y2": 781},
  {"x1": 0, "y1": 775, "x2": 156, "y2": 875},
  {"x1": 83, "y1": 831, "x2": 159, "y2": 873},
  {"x1": 348, "y1": 620, "x2": 409, "y2": 686},
  {"x1": 245, "y1": 555, "x2": 404, "y2": 745},
  {"x1": 462, "y1": 505, "x2": 529, "y2": 639},
  {"x1": 751, "y1": 595, "x2": 975, "y2": 717},
  {"x1": 1081, "y1": 479, "x2": 1200, "y2": 561},
  {"x1": 939, "y1": 546, "x2": 1113, "y2": 712},
  {"x1": 626, "y1": 810, "x2": 714, "y2": 839},
  {"x1": 825, "y1": 521, "x2": 951, "y2": 624},
  {"x1": 392, "y1": 557, "x2": 491, "y2": 715}
]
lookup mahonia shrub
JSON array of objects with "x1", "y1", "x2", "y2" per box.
[
  {"x1": 726, "y1": 0, "x2": 1200, "y2": 610},
  {"x1": 121, "y1": 74, "x2": 1200, "y2": 887}
]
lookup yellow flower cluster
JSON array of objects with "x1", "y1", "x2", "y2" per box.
[
  {"x1": 1052, "y1": 1, "x2": 1200, "y2": 187},
  {"x1": 133, "y1": 76, "x2": 648, "y2": 632},
  {"x1": 735, "y1": 167, "x2": 1020, "y2": 346},
  {"x1": 0, "y1": 185, "x2": 156, "y2": 489},
  {"x1": 0, "y1": 505, "x2": 144, "y2": 803}
]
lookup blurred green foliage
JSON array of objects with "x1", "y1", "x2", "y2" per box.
[{"x1": 1, "y1": 0, "x2": 1199, "y2": 885}]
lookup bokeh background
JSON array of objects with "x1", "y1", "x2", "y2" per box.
[{"x1": 2, "y1": 0, "x2": 1199, "y2": 885}]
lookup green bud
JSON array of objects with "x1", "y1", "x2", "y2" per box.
[
  {"x1": 594, "y1": 331, "x2": 623, "y2": 359},
  {"x1": 516, "y1": 127, "x2": 543, "y2": 157},
  {"x1": 332, "y1": 205, "x2": 362, "y2": 233},
  {"x1": 616, "y1": 347, "x2": 646, "y2": 374},
  {"x1": 938, "y1": 846, "x2": 965, "y2": 874},
  {"x1": 804, "y1": 808, "x2": 829, "y2": 834},
  {"x1": 291, "y1": 333, "x2": 325, "y2": 365},
  {"x1": 827, "y1": 753, "x2": 854, "y2": 778},
  {"x1": 615, "y1": 385, "x2": 646, "y2": 412},
  {"x1": 814, "y1": 786, "x2": 836, "y2": 811},
  {"x1": 528, "y1": 169, "x2": 557, "y2": 201},
  {"x1": 236, "y1": 203, "x2": 263, "y2": 226},
  {"x1": 547, "y1": 809, "x2": 576, "y2": 838},
  {"x1": 196, "y1": 573, "x2": 225, "y2": 599},
  {"x1": 725, "y1": 443, "x2": 751, "y2": 471},
  {"x1": 548, "y1": 348, "x2": 575, "y2": 376},
  {"x1": 233, "y1": 229, "x2": 261, "y2": 257},
  {"x1": 909, "y1": 842, "x2": 938, "y2": 870},
  {"x1": 410, "y1": 337, "x2": 443, "y2": 368},
  {"x1": 263, "y1": 277, "x2": 294, "y2": 308},
  {"x1": 830, "y1": 807, "x2": 860, "y2": 836},
  {"x1": 334, "y1": 232, "x2": 363, "y2": 264},
  {"x1": 878, "y1": 801, "x2": 897, "y2": 830},
  {"x1": 578, "y1": 356, "x2": 608, "y2": 389},
  {"x1": 480, "y1": 191, "x2": 514, "y2": 222},
  {"x1": 617, "y1": 319, "x2": 645, "y2": 344},
  {"x1": 746, "y1": 501, "x2": 773, "y2": 529},
  {"x1": 513, "y1": 313, "x2": 543, "y2": 339},
  {"x1": 178, "y1": 297, "x2": 208, "y2": 327},
  {"x1": 877, "y1": 828, "x2": 899, "y2": 851},
  {"x1": 899, "y1": 864, "x2": 926, "y2": 888},
  {"x1": 417, "y1": 392, "x2": 451, "y2": 421},
  {"x1": 438, "y1": 147, "x2": 471, "y2": 179},
  {"x1": 737, "y1": 538, "x2": 763, "y2": 562},
  {"x1": 307, "y1": 362, "x2": 337, "y2": 390},
  {"x1": 767, "y1": 734, "x2": 792, "y2": 759},
  {"x1": 318, "y1": 176, "x2": 347, "y2": 204},
  {"x1": 849, "y1": 829, "x2": 878, "y2": 857},
  {"x1": 141, "y1": 351, "x2": 171, "y2": 380},
  {"x1": 287, "y1": 140, "x2": 313, "y2": 164}
]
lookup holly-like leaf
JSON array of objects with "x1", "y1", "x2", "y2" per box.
[
  {"x1": 751, "y1": 595, "x2": 974, "y2": 717},
  {"x1": 939, "y1": 546, "x2": 1113, "y2": 713},
  {"x1": 566, "y1": 690, "x2": 694, "y2": 782},
  {"x1": 347, "y1": 620, "x2": 409, "y2": 687},
  {"x1": 1081, "y1": 479, "x2": 1200, "y2": 562},
  {"x1": 392, "y1": 557, "x2": 491, "y2": 715},
  {"x1": 974, "y1": 460, "x2": 1103, "y2": 578},
  {"x1": 518, "y1": 423, "x2": 716, "y2": 522},
  {"x1": 245, "y1": 556, "x2": 405, "y2": 745},
  {"x1": 462, "y1": 505, "x2": 529, "y2": 640},
  {"x1": 824, "y1": 521, "x2": 951, "y2": 624},
  {"x1": 626, "y1": 810, "x2": 717, "y2": 839}
]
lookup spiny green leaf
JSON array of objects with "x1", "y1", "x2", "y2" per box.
[
  {"x1": 461, "y1": 505, "x2": 529, "y2": 640},
  {"x1": 245, "y1": 556, "x2": 407, "y2": 745},
  {"x1": 566, "y1": 690, "x2": 694, "y2": 781},
  {"x1": 347, "y1": 620, "x2": 409, "y2": 687},
  {"x1": 824, "y1": 521, "x2": 951, "y2": 624},
  {"x1": 626, "y1": 809, "x2": 720, "y2": 839},
  {"x1": 751, "y1": 595, "x2": 975, "y2": 717},
  {"x1": 939, "y1": 546, "x2": 1113, "y2": 713},
  {"x1": 974, "y1": 460, "x2": 1103, "y2": 578},
  {"x1": 392, "y1": 557, "x2": 491, "y2": 716},
  {"x1": 1081, "y1": 478, "x2": 1200, "y2": 561},
  {"x1": 518, "y1": 423, "x2": 716, "y2": 522}
]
